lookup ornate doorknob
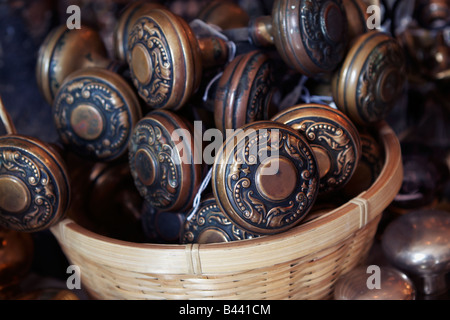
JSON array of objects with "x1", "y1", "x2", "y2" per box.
[
  {"x1": 113, "y1": 1, "x2": 165, "y2": 62},
  {"x1": 212, "y1": 121, "x2": 319, "y2": 235},
  {"x1": 230, "y1": 0, "x2": 349, "y2": 76},
  {"x1": 128, "y1": 110, "x2": 203, "y2": 213},
  {"x1": 332, "y1": 31, "x2": 406, "y2": 125},
  {"x1": 36, "y1": 25, "x2": 117, "y2": 106},
  {"x1": 0, "y1": 97, "x2": 70, "y2": 232},
  {"x1": 272, "y1": 103, "x2": 361, "y2": 195},
  {"x1": 127, "y1": 7, "x2": 229, "y2": 110},
  {"x1": 214, "y1": 50, "x2": 278, "y2": 133},
  {"x1": 52, "y1": 67, "x2": 142, "y2": 162},
  {"x1": 181, "y1": 196, "x2": 259, "y2": 244}
]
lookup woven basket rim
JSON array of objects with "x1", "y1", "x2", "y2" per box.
[{"x1": 51, "y1": 121, "x2": 403, "y2": 275}]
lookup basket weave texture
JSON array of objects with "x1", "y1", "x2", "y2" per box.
[{"x1": 51, "y1": 122, "x2": 403, "y2": 300}]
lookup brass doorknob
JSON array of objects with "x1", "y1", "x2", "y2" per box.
[
  {"x1": 181, "y1": 196, "x2": 259, "y2": 244},
  {"x1": 214, "y1": 50, "x2": 278, "y2": 133},
  {"x1": 113, "y1": 1, "x2": 165, "y2": 62},
  {"x1": 236, "y1": 0, "x2": 348, "y2": 76},
  {"x1": 196, "y1": 0, "x2": 250, "y2": 30},
  {"x1": 36, "y1": 25, "x2": 116, "y2": 106},
  {"x1": 127, "y1": 7, "x2": 229, "y2": 110},
  {"x1": 128, "y1": 110, "x2": 203, "y2": 213},
  {"x1": 212, "y1": 121, "x2": 319, "y2": 235},
  {"x1": 272, "y1": 103, "x2": 361, "y2": 195},
  {"x1": 331, "y1": 31, "x2": 406, "y2": 125},
  {"x1": 52, "y1": 67, "x2": 142, "y2": 162},
  {"x1": 0, "y1": 98, "x2": 70, "y2": 232}
]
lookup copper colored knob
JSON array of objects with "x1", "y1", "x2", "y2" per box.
[
  {"x1": 197, "y1": 0, "x2": 250, "y2": 29},
  {"x1": 332, "y1": 31, "x2": 406, "y2": 125},
  {"x1": 0, "y1": 136, "x2": 71, "y2": 232},
  {"x1": 212, "y1": 121, "x2": 319, "y2": 235},
  {"x1": 246, "y1": 0, "x2": 348, "y2": 76},
  {"x1": 272, "y1": 103, "x2": 361, "y2": 194},
  {"x1": 113, "y1": 1, "x2": 165, "y2": 61},
  {"x1": 52, "y1": 68, "x2": 142, "y2": 162},
  {"x1": 128, "y1": 110, "x2": 203, "y2": 212},
  {"x1": 127, "y1": 8, "x2": 229, "y2": 110},
  {"x1": 36, "y1": 25, "x2": 114, "y2": 106},
  {"x1": 214, "y1": 50, "x2": 277, "y2": 133},
  {"x1": 181, "y1": 196, "x2": 259, "y2": 244}
]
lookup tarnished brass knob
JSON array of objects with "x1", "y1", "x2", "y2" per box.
[
  {"x1": 0, "y1": 98, "x2": 70, "y2": 232},
  {"x1": 247, "y1": 0, "x2": 348, "y2": 76},
  {"x1": 181, "y1": 196, "x2": 259, "y2": 244},
  {"x1": 127, "y1": 7, "x2": 229, "y2": 110},
  {"x1": 214, "y1": 50, "x2": 277, "y2": 133},
  {"x1": 128, "y1": 110, "x2": 203, "y2": 212},
  {"x1": 332, "y1": 31, "x2": 406, "y2": 125},
  {"x1": 52, "y1": 67, "x2": 142, "y2": 162},
  {"x1": 113, "y1": 1, "x2": 165, "y2": 62},
  {"x1": 272, "y1": 103, "x2": 361, "y2": 194},
  {"x1": 212, "y1": 121, "x2": 319, "y2": 235},
  {"x1": 196, "y1": 0, "x2": 250, "y2": 30},
  {"x1": 36, "y1": 25, "x2": 115, "y2": 106}
]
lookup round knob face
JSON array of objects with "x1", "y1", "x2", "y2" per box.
[
  {"x1": 128, "y1": 110, "x2": 202, "y2": 212},
  {"x1": 332, "y1": 31, "x2": 406, "y2": 125},
  {"x1": 272, "y1": 103, "x2": 361, "y2": 194},
  {"x1": 182, "y1": 196, "x2": 259, "y2": 244},
  {"x1": 127, "y1": 8, "x2": 202, "y2": 110},
  {"x1": 214, "y1": 51, "x2": 276, "y2": 133},
  {"x1": 212, "y1": 121, "x2": 319, "y2": 235},
  {"x1": 382, "y1": 209, "x2": 450, "y2": 276},
  {"x1": 272, "y1": 0, "x2": 348, "y2": 76},
  {"x1": 0, "y1": 136, "x2": 70, "y2": 232},
  {"x1": 53, "y1": 68, "x2": 142, "y2": 162},
  {"x1": 36, "y1": 26, "x2": 109, "y2": 105}
]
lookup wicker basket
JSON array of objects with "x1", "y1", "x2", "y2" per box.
[{"x1": 50, "y1": 121, "x2": 403, "y2": 300}]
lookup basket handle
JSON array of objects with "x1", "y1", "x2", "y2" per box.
[{"x1": 0, "y1": 95, "x2": 17, "y2": 135}]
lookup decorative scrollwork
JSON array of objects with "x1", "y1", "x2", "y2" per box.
[
  {"x1": 127, "y1": 16, "x2": 173, "y2": 108},
  {"x1": 182, "y1": 198, "x2": 258, "y2": 243},
  {"x1": 53, "y1": 76, "x2": 132, "y2": 161},
  {"x1": 214, "y1": 124, "x2": 319, "y2": 235},
  {"x1": 297, "y1": 119, "x2": 356, "y2": 193},
  {"x1": 0, "y1": 148, "x2": 59, "y2": 232},
  {"x1": 128, "y1": 119, "x2": 181, "y2": 211},
  {"x1": 357, "y1": 40, "x2": 405, "y2": 123},
  {"x1": 300, "y1": 0, "x2": 347, "y2": 72}
]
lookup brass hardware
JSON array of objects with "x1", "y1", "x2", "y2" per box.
[
  {"x1": 272, "y1": 103, "x2": 362, "y2": 195},
  {"x1": 212, "y1": 121, "x2": 319, "y2": 235},
  {"x1": 332, "y1": 31, "x2": 406, "y2": 125}
]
